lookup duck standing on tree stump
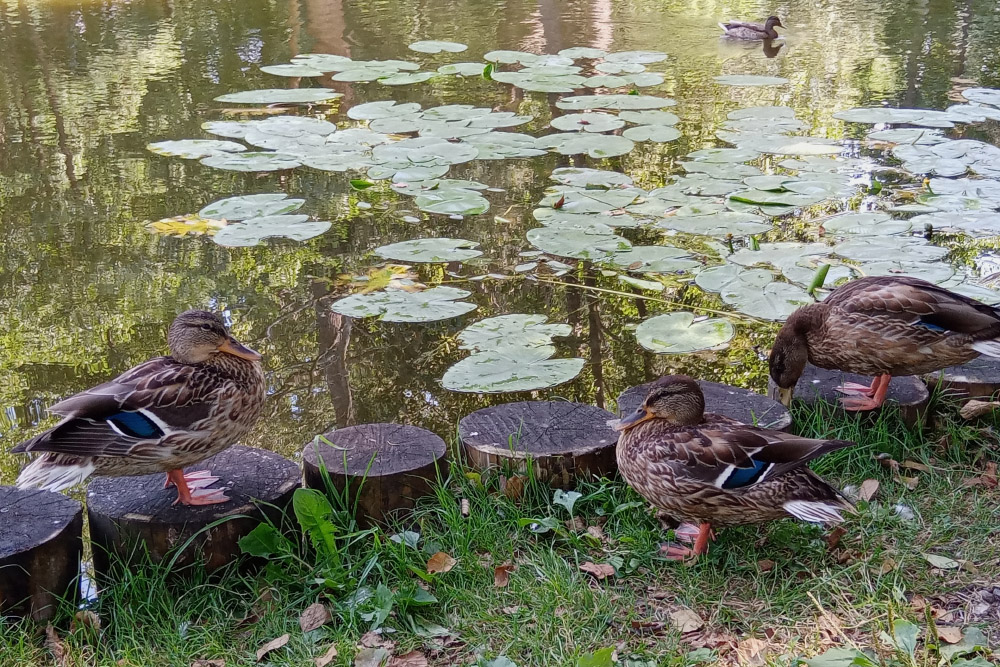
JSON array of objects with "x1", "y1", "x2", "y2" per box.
[
  {"x1": 719, "y1": 15, "x2": 783, "y2": 40},
  {"x1": 614, "y1": 375, "x2": 854, "y2": 563},
  {"x1": 769, "y1": 276, "x2": 1000, "y2": 410},
  {"x1": 12, "y1": 310, "x2": 266, "y2": 506}
]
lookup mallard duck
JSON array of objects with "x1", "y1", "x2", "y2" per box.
[
  {"x1": 719, "y1": 16, "x2": 783, "y2": 40},
  {"x1": 614, "y1": 375, "x2": 854, "y2": 562},
  {"x1": 12, "y1": 310, "x2": 266, "y2": 506},
  {"x1": 769, "y1": 276, "x2": 1000, "y2": 411}
]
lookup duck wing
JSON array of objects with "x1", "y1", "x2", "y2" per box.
[
  {"x1": 12, "y1": 357, "x2": 216, "y2": 459},
  {"x1": 720, "y1": 20, "x2": 765, "y2": 31}
]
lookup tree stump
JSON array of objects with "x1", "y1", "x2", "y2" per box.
[
  {"x1": 458, "y1": 401, "x2": 618, "y2": 488},
  {"x1": 617, "y1": 379, "x2": 792, "y2": 431},
  {"x1": 87, "y1": 445, "x2": 299, "y2": 577},
  {"x1": 302, "y1": 424, "x2": 447, "y2": 528},
  {"x1": 0, "y1": 487, "x2": 83, "y2": 621},
  {"x1": 923, "y1": 357, "x2": 1000, "y2": 400},
  {"x1": 768, "y1": 364, "x2": 929, "y2": 427}
]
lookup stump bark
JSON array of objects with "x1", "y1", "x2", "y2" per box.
[
  {"x1": 87, "y1": 445, "x2": 299, "y2": 576},
  {"x1": 302, "y1": 423, "x2": 447, "y2": 528},
  {"x1": 768, "y1": 364, "x2": 929, "y2": 427},
  {"x1": 617, "y1": 379, "x2": 792, "y2": 431},
  {"x1": 458, "y1": 401, "x2": 618, "y2": 487},
  {"x1": 923, "y1": 357, "x2": 1000, "y2": 399},
  {"x1": 0, "y1": 487, "x2": 83, "y2": 621}
]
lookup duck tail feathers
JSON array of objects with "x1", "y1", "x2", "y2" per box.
[
  {"x1": 783, "y1": 499, "x2": 849, "y2": 525},
  {"x1": 718, "y1": 22, "x2": 729, "y2": 32},
  {"x1": 15, "y1": 455, "x2": 96, "y2": 492},
  {"x1": 972, "y1": 340, "x2": 1000, "y2": 358}
]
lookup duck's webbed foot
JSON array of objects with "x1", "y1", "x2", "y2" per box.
[{"x1": 166, "y1": 468, "x2": 230, "y2": 506}]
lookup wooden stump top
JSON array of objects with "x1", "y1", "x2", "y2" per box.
[
  {"x1": 87, "y1": 445, "x2": 299, "y2": 524},
  {"x1": 617, "y1": 379, "x2": 792, "y2": 431},
  {"x1": 459, "y1": 401, "x2": 618, "y2": 458},
  {"x1": 923, "y1": 357, "x2": 1000, "y2": 399},
  {"x1": 0, "y1": 486, "x2": 82, "y2": 560},
  {"x1": 302, "y1": 424, "x2": 446, "y2": 478}
]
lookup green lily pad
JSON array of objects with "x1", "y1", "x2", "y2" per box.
[
  {"x1": 743, "y1": 175, "x2": 793, "y2": 191},
  {"x1": 491, "y1": 69, "x2": 587, "y2": 93},
  {"x1": 301, "y1": 154, "x2": 374, "y2": 172},
  {"x1": 680, "y1": 161, "x2": 763, "y2": 179},
  {"x1": 348, "y1": 100, "x2": 423, "y2": 120},
  {"x1": 867, "y1": 128, "x2": 948, "y2": 145},
  {"x1": 457, "y1": 314, "x2": 571, "y2": 353},
  {"x1": 714, "y1": 75, "x2": 789, "y2": 86},
  {"x1": 909, "y1": 211, "x2": 1000, "y2": 237},
  {"x1": 945, "y1": 104, "x2": 1000, "y2": 123},
  {"x1": 331, "y1": 286, "x2": 477, "y2": 323},
  {"x1": 378, "y1": 72, "x2": 436, "y2": 86},
  {"x1": 822, "y1": 212, "x2": 912, "y2": 236},
  {"x1": 584, "y1": 73, "x2": 664, "y2": 88},
  {"x1": 368, "y1": 164, "x2": 450, "y2": 181},
  {"x1": 201, "y1": 120, "x2": 254, "y2": 139},
  {"x1": 414, "y1": 189, "x2": 490, "y2": 216},
  {"x1": 533, "y1": 209, "x2": 641, "y2": 229},
  {"x1": 539, "y1": 187, "x2": 643, "y2": 212},
  {"x1": 619, "y1": 110, "x2": 680, "y2": 126},
  {"x1": 200, "y1": 152, "x2": 302, "y2": 171},
  {"x1": 656, "y1": 211, "x2": 772, "y2": 236},
  {"x1": 696, "y1": 265, "x2": 774, "y2": 294},
  {"x1": 622, "y1": 125, "x2": 681, "y2": 142},
  {"x1": 408, "y1": 40, "x2": 467, "y2": 54},
  {"x1": 604, "y1": 50, "x2": 668, "y2": 64},
  {"x1": 260, "y1": 64, "x2": 324, "y2": 77},
  {"x1": 198, "y1": 193, "x2": 305, "y2": 220},
  {"x1": 635, "y1": 312, "x2": 735, "y2": 354},
  {"x1": 857, "y1": 260, "x2": 955, "y2": 283},
  {"x1": 556, "y1": 94, "x2": 676, "y2": 111},
  {"x1": 461, "y1": 133, "x2": 547, "y2": 160},
  {"x1": 375, "y1": 237, "x2": 482, "y2": 263},
  {"x1": 484, "y1": 50, "x2": 569, "y2": 66},
  {"x1": 417, "y1": 120, "x2": 492, "y2": 140},
  {"x1": 606, "y1": 246, "x2": 700, "y2": 273},
  {"x1": 214, "y1": 88, "x2": 341, "y2": 104},
  {"x1": 728, "y1": 189, "x2": 827, "y2": 207},
  {"x1": 527, "y1": 225, "x2": 630, "y2": 260},
  {"x1": 147, "y1": 139, "x2": 247, "y2": 160},
  {"x1": 833, "y1": 107, "x2": 954, "y2": 127},
  {"x1": 372, "y1": 136, "x2": 479, "y2": 166},
  {"x1": 833, "y1": 237, "x2": 948, "y2": 262},
  {"x1": 595, "y1": 62, "x2": 647, "y2": 74},
  {"x1": 442, "y1": 346, "x2": 584, "y2": 393},
  {"x1": 730, "y1": 242, "x2": 832, "y2": 270},
  {"x1": 721, "y1": 133, "x2": 843, "y2": 156},
  {"x1": 558, "y1": 47, "x2": 608, "y2": 59},
  {"x1": 722, "y1": 282, "x2": 814, "y2": 321},
  {"x1": 437, "y1": 62, "x2": 488, "y2": 76},
  {"x1": 213, "y1": 215, "x2": 331, "y2": 247},
  {"x1": 550, "y1": 168, "x2": 633, "y2": 188},
  {"x1": 250, "y1": 116, "x2": 338, "y2": 138},
  {"x1": 551, "y1": 112, "x2": 625, "y2": 133},
  {"x1": 468, "y1": 112, "x2": 534, "y2": 129},
  {"x1": 535, "y1": 132, "x2": 635, "y2": 158},
  {"x1": 962, "y1": 88, "x2": 1000, "y2": 107},
  {"x1": 290, "y1": 53, "x2": 354, "y2": 71},
  {"x1": 687, "y1": 147, "x2": 761, "y2": 163}
]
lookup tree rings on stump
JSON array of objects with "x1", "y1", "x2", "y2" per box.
[
  {"x1": 923, "y1": 357, "x2": 1000, "y2": 400},
  {"x1": 617, "y1": 379, "x2": 792, "y2": 431},
  {"x1": 302, "y1": 423, "x2": 447, "y2": 528},
  {"x1": 768, "y1": 364, "x2": 929, "y2": 427},
  {"x1": 87, "y1": 445, "x2": 299, "y2": 577},
  {"x1": 0, "y1": 486, "x2": 83, "y2": 621},
  {"x1": 458, "y1": 401, "x2": 618, "y2": 487}
]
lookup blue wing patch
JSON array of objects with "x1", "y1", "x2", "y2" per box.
[
  {"x1": 107, "y1": 411, "x2": 163, "y2": 439},
  {"x1": 914, "y1": 319, "x2": 947, "y2": 333},
  {"x1": 721, "y1": 459, "x2": 771, "y2": 489}
]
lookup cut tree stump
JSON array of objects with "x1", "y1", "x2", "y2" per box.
[
  {"x1": 768, "y1": 364, "x2": 929, "y2": 427},
  {"x1": 923, "y1": 357, "x2": 1000, "y2": 399},
  {"x1": 302, "y1": 423, "x2": 447, "y2": 528},
  {"x1": 0, "y1": 486, "x2": 83, "y2": 621},
  {"x1": 87, "y1": 445, "x2": 299, "y2": 577},
  {"x1": 617, "y1": 379, "x2": 792, "y2": 431},
  {"x1": 458, "y1": 401, "x2": 618, "y2": 487}
]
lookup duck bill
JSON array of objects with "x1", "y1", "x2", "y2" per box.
[
  {"x1": 773, "y1": 386, "x2": 794, "y2": 407},
  {"x1": 614, "y1": 407, "x2": 654, "y2": 432},
  {"x1": 218, "y1": 337, "x2": 262, "y2": 361}
]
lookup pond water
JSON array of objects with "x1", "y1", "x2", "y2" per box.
[{"x1": 3, "y1": 0, "x2": 1000, "y2": 482}]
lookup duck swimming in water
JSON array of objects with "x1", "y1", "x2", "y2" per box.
[{"x1": 719, "y1": 16, "x2": 783, "y2": 40}]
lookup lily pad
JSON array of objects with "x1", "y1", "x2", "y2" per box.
[
  {"x1": 375, "y1": 237, "x2": 482, "y2": 263},
  {"x1": 556, "y1": 94, "x2": 676, "y2": 111},
  {"x1": 595, "y1": 62, "x2": 647, "y2": 74},
  {"x1": 535, "y1": 132, "x2": 635, "y2": 158},
  {"x1": 656, "y1": 211, "x2": 772, "y2": 236},
  {"x1": 214, "y1": 88, "x2": 341, "y2": 104},
  {"x1": 680, "y1": 161, "x2": 763, "y2": 179},
  {"x1": 635, "y1": 312, "x2": 735, "y2": 354},
  {"x1": 550, "y1": 168, "x2": 633, "y2": 188},
  {"x1": 909, "y1": 211, "x2": 1000, "y2": 237},
  {"x1": 290, "y1": 53, "x2": 354, "y2": 71},
  {"x1": 619, "y1": 110, "x2": 680, "y2": 126},
  {"x1": 622, "y1": 125, "x2": 681, "y2": 142},
  {"x1": 442, "y1": 346, "x2": 584, "y2": 393},
  {"x1": 468, "y1": 112, "x2": 534, "y2": 129},
  {"x1": 714, "y1": 75, "x2": 789, "y2": 86},
  {"x1": 348, "y1": 100, "x2": 423, "y2": 120},
  {"x1": 331, "y1": 286, "x2": 477, "y2": 323},
  {"x1": 550, "y1": 112, "x2": 625, "y2": 133},
  {"x1": 558, "y1": 47, "x2": 608, "y2": 59},
  {"x1": 372, "y1": 136, "x2": 479, "y2": 167},
  {"x1": 408, "y1": 40, "x2": 467, "y2": 54},
  {"x1": 604, "y1": 50, "x2": 668, "y2": 64},
  {"x1": 833, "y1": 237, "x2": 948, "y2": 262},
  {"x1": 260, "y1": 64, "x2": 324, "y2": 77},
  {"x1": 200, "y1": 152, "x2": 302, "y2": 171},
  {"x1": 834, "y1": 107, "x2": 955, "y2": 127},
  {"x1": 867, "y1": 128, "x2": 948, "y2": 145},
  {"x1": 378, "y1": 72, "x2": 436, "y2": 86},
  {"x1": 198, "y1": 194, "x2": 305, "y2": 220},
  {"x1": 858, "y1": 260, "x2": 954, "y2": 284},
  {"x1": 462, "y1": 133, "x2": 547, "y2": 159},
  {"x1": 695, "y1": 265, "x2": 774, "y2": 294},
  {"x1": 213, "y1": 215, "x2": 331, "y2": 247},
  {"x1": 606, "y1": 246, "x2": 700, "y2": 273},
  {"x1": 413, "y1": 189, "x2": 490, "y2": 216},
  {"x1": 533, "y1": 209, "x2": 642, "y2": 229},
  {"x1": 822, "y1": 212, "x2": 912, "y2": 236},
  {"x1": 584, "y1": 73, "x2": 664, "y2": 88},
  {"x1": 961, "y1": 88, "x2": 1000, "y2": 107},
  {"x1": 368, "y1": 164, "x2": 450, "y2": 181},
  {"x1": 527, "y1": 225, "x2": 630, "y2": 260},
  {"x1": 539, "y1": 187, "x2": 643, "y2": 212},
  {"x1": 437, "y1": 62, "x2": 488, "y2": 76},
  {"x1": 457, "y1": 314, "x2": 571, "y2": 353},
  {"x1": 722, "y1": 282, "x2": 814, "y2": 321},
  {"x1": 687, "y1": 147, "x2": 761, "y2": 163},
  {"x1": 147, "y1": 139, "x2": 246, "y2": 159}
]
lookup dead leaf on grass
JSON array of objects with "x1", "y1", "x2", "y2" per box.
[
  {"x1": 300, "y1": 602, "x2": 332, "y2": 632},
  {"x1": 859, "y1": 479, "x2": 880, "y2": 502},
  {"x1": 876, "y1": 453, "x2": 900, "y2": 472},
  {"x1": 192, "y1": 661, "x2": 226, "y2": 667},
  {"x1": 757, "y1": 559, "x2": 775, "y2": 572},
  {"x1": 669, "y1": 608, "x2": 704, "y2": 633},
  {"x1": 256, "y1": 634, "x2": 290, "y2": 662},
  {"x1": 45, "y1": 625, "x2": 69, "y2": 667},
  {"x1": 879, "y1": 557, "x2": 897, "y2": 575},
  {"x1": 901, "y1": 460, "x2": 932, "y2": 473},
  {"x1": 586, "y1": 525, "x2": 606, "y2": 541},
  {"x1": 355, "y1": 647, "x2": 391, "y2": 667},
  {"x1": 579, "y1": 561, "x2": 615, "y2": 580},
  {"x1": 895, "y1": 475, "x2": 920, "y2": 490},
  {"x1": 923, "y1": 553, "x2": 960, "y2": 570},
  {"x1": 426, "y1": 551, "x2": 457, "y2": 574},
  {"x1": 959, "y1": 399, "x2": 1000, "y2": 419},
  {"x1": 314, "y1": 645, "x2": 338, "y2": 667},
  {"x1": 388, "y1": 651, "x2": 428, "y2": 667},
  {"x1": 825, "y1": 526, "x2": 847, "y2": 550},
  {"x1": 71, "y1": 609, "x2": 101, "y2": 633},
  {"x1": 359, "y1": 631, "x2": 390, "y2": 648},
  {"x1": 962, "y1": 461, "x2": 998, "y2": 489},
  {"x1": 494, "y1": 563, "x2": 515, "y2": 588},
  {"x1": 501, "y1": 606, "x2": 520, "y2": 615},
  {"x1": 501, "y1": 475, "x2": 525, "y2": 500},
  {"x1": 937, "y1": 627, "x2": 963, "y2": 644},
  {"x1": 737, "y1": 637, "x2": 768, "y2": 666},
  {"x1": 565, "y1": 516, "x2": 586, "y2": 531},
  {"x1": 630, "y1": 620, "x2": 665, "y2": 635}
]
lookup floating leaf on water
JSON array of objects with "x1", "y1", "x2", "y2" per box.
[
  {"x1": 728, "y1": 189, "x2": 827, "y2": 208},
  {"x1": 606, "y1": 245, "x2": 700, "y2": 273},
  {"x1": 867, "y1": 128, "x2": 948, "y2": 145},
  {"x1": 722, "y1": 133, "x2": 844, "y2": 156},
  {"x1": 550, "y1": 112, "x2": 625, "y2": 133},
  {"x1": 603, "y1": 50, "x2": 668, "y2": 64},
  {"x1": 260, "y1": 63, "x2": 324, "y2": 77},
  {"x1": 539, "y1": 187, "x2": 643, "y2": 213},
  {"x1": 686, "y1": 147, "x2": 761, "y2": 163},
  {"x1": 290, "y1": 53, "x2": 354, "y2": 71},
  {"x1": 527, "y1": 225, "x2": 630, "y2": 260},
  {"x1": 858, "y1": 260, "x2": 955, "y2": 283},
  {"x1": 550, "y1": 167, "x2": 634, "y2": 188},
  {"x1": 556, "y1": 94, "x2": 676, "y2": 111},
  {"x1": 147, "y1": 139, "x2": 246, "y2": 159},
  {"x1": 442, "y1": 346, "x2": 585, "y2": 393},
  {"x1": 909, "y1": 211, "x2": 1000, "y2": 237},
  {"x1": 213, "y1": 215, "x2": 331, "y2": 247},
  {"x1": 833, "y1": 236, "x2": 948, "y2": 262},
  {"x1": 467, "y1": 112, "x2": 534, "y2": 129},
  {"x1": 635, "y1": 312, "x2": 735, "y2": 354},
  {"x1": 146, "y1": 214, "x2": 226, "y2": 237},
  {"x1": 533, "y1": 208, "x2": 641, "y2": 230},
  {"x1": 199, "y1": 193, "x2": 305, "y2": 220},
  {"x1": 461, "y1": 132, "x2": 547, "y2": 159},
  {"x1": 595, "y1": 62, "x2": 647, "y2": 75},
  {"x1": 618, "y1": 109, "x2": 680, "y2": 126},
  {"x1": 331, "y1": 286, "x2": 476, "y2": 323},
  {"x1": 962, "y1": 87, "x2": 1000, "y2": 107},
  {"x1": 680, "y1": 161, "x2": 763, "y2": 179},
  {"x1": 347, "y1": 100, "x2": 422, "y2": 120},
  {"x1": 200, "y1": 152, "x2": 302, "y2": 172},
  {"x1": 584, "y1": 73, "x2": 664, "y2": 88},
  {"x1": 414, "y1": 189, "x2": 490, "y2": 215},
  {"x1": 730, "y1": 241, "x2": 832, "y2": 270},
  {"x1": 558, "y1": 46, "x2": 608, "y2": 59},
  {"x1": 822, "y1": 212, "x2": 912, "y2": 236},
  {"x1": 696, "y1": 265, "x2": 774, "y2": 294},
  {"x1": 622, "y1": 125, "x2": 681, "y2": 142},
  {"x1": 253, "y1": 115, "x2": 338, "y2": 138},
  {"x1": 833, "y1": 107, "x2": 955, "y2": 127},
  {"x1": 301, "y1": 154, "x2": 374, "y2": 172},
  {"x1": 894, "y1": 139, "x2": 1000, "y2": 178},
  {"x1": 375, "y1": 238, "x2": 482, "y2": 263},
  {"x1": 743, "y1": 175, "x2": 793, "y2": 191},
  {"x1": 723, "y1": 282, "x2": 814, "y2": 321},
  {"x1": 214, "y1": 88, "x2": 341, "y2": 104},
  {"x1": 408, "y1": 40, "x2": 468, "y2": 54},
  {"x1": 372, "y1": 136, "x2": 479, "y2": 166},
  {"x1": 535, "y1": 132, "x2": 635, "y2": 158},
  {"x1": 457, "y1": 314, "x2": 571, "y2": 353},
  {"x1": 714, "y1": 75, "x2": 789, "y2": 86},
  {"x1": 378, "y1": 71, "x2": 436, "y2": 86},
  {"x1": 369, "y1": 164, "x2": 450, "y2": 181},
  {"x1": 437, "y1": 62, "x2": 488, "y2": 76},
  {"x1": 945, "y1": 103, "x2": 1000, "y2": 123},
  {"x1": 656, "y1": 211, "x2": 772, "y2": 236},
  {"x1": 418, "y1": 120, "x2": 492, "y2": 140},
  {"x1": 483, "y1": 50, "x2": 565, "y2": 66},
  {"x1": 491, "y1": 69, "x2": 587, "y2": 93}
]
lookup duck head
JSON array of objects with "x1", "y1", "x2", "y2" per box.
[
  {"x1": 615, "y1": 375, "x2": 705, "y2": 431},
  {"x1": 168, "y1": 310, "x2": 261, "y2": 364},
  {"x1": 765, "y1": 15, "x2": 784, "y2": 30},
  {"x1": 768, "y1": 307, "x2": 820, "y2": 406}
]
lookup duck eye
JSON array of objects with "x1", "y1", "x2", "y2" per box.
[{"x1": 200, "y1": 323, "x2": 214, "y2": 331}]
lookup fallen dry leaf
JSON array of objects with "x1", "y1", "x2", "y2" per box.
[
  {"x1": 876, "y1": 453, "x2": 900, "y2": 472},
  {"x1": 355, "y1": 647, "x2": 391, "y2": 667},
  {"x1": 825, "y1": 526, "x2": 847, "y2": 550},
  {"x1": 500, "y1": 605, "x2": 520, "y2": 615},
  {"x1": 737, "y1": 637, "x2": 768, "y2": 666},
  {"x1": 388, "y1": 651, "x2": 429, "y2": 667},
  {"x1": 72, "y1": 609, "x2": 101, "y2": 632},
  {"x1": 315, "y1": 645, "x2": 338, "y2": 667},
  {"x1": 757, "y1": 559, "x2": 775, "y2": 572},
  {"x1": 501, "y1": 475, "x2": 525, "y2": 500},
  {"x1": 895, "y1": 475, "x2": 920, "y2": 490},
  {"x1": 960, "y1": 399, "x2": 1000, "y2": 419},
  {"x1": 494, "y1": 563, "x2": 515, "y2": 588},
  {"x1": 910, "y1": 594, "x2": 927, "y2": 611},
  {"x1": 630, "y1": 620, "x2": 665, "y2": 635},
  {"x1": 359, "y1": 631, "x2": 389, "y2": 649},
  {"x1": 426, "y1": 551, "x2": 457, "y2": 574},
  {"x1": 880, "y1": 557, "x2": 897, "y2": 575},
  {"x1": 859, "y1": 479, "x2": 880, "y2": 502},
  {"x1": 586, "y1": 525, "x2": 606, "y2": 541},
  {"x1": 300, "y1": 602, "x2": 332, "y2": 632},
  {"x1": 45, "y1": 625, "x2": 69, "y2": 667},
  {"x1": 962, "y1": 461, "x2": 998, "y2": 489},
  {"x1": 565, "y1": 516, "x2": 586, "y2": 531},
  {"x1": 937, "y1": 626, "x2": 963, "y2": 644},
  {"x1": 669, "y1": 608, "x2": 704, "y2": 633},
  {"x1": 256, "y1": 634, "x2": 290, "y2": 662},
  {"x1": 579, "y1": 561, "x2": 615, "y2": 580},
  {"x1": 192, "y1": 661, "x2": 226, "y2": 667},
  {"x1": 901, "y1": 460, "x2": 932, "y2": 473}
]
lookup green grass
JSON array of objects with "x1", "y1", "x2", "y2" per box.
[{"x1": 2, "y1": 396, "x2": 999, "y2": 667}]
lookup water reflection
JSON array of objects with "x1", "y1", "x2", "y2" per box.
[{"x1": 2, "y1": 0, "x2": 1000, "y2": 482}]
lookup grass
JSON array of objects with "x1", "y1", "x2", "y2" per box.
[{"x1": 2, "y1": 395, "x2": 999, "y2": 667}]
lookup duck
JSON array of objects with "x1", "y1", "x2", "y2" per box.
[
  {"x1": 719, "y1": 16, "x2": 783, "y2": 40},
  {"x1": 12, "y1": 310, "x2": 266, "y2": 506},
  {"x1": 614, "y1": 375, "x2": 854, "y2": 562},
  {"x1": 769, "y1": 276, "x2": 1000, "y2": 411}
]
